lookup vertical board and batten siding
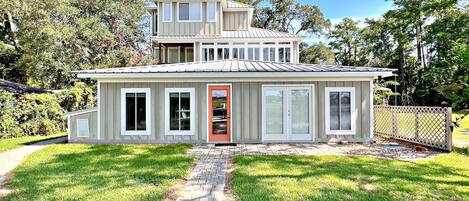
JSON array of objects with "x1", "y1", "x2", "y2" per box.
[
  {"x1": 223, "y1": 12, "x2": 249, "y2": 31},
  {"x1": 158, "y1": 2, "x2": 222, "y2": 36},
  {"x1": 69, "y1": 110, "x2": 98, "y2": 142},
  {"x1": 78, "y1": 81, "x2": 372, "y2": 144}
]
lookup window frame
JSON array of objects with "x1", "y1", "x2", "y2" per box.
[
  {"x1": 177, "y1": 2, "x2": 202, "y2": 22},
  {"x1": 164, "y1": 88, "x2": 196, "y2": 136},
  {"x1": 162, "y1": 2, "x2": 172, "y2": 22},
  {"x1": 206, "y1": 2, "x2": 217, "y2": 22},
  {"x1": 325, "y1": 87, "x2": 356, "y2": 135},
  {"x1": 120, "y1": 88, "x2": 152, "y2": 136}
]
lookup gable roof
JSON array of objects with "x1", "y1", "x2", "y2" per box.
[
  {"x1": 75, "y1": 60, "x2": 395, "y2": 79},
  {"x1": 0, "y1": 79, "x2": 48, "y2": 94},
  {"x1": 152, "y1": 28, "x2": 304, "y2": 42}
]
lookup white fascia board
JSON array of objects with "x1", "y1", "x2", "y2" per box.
[{"x1": 77, "y1": 71, "x2": 393, "y2": 79}]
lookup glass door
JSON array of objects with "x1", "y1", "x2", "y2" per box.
[
  {"x1": 263, "y1": 86, "x2": 313, "y2": 142},
  {"x1": 208, "y1": 85, "x2": 231, "y2": 142}
]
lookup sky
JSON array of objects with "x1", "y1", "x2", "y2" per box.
[{"x1": 300, "y1": 0, "x2": 394, "y2": 44}]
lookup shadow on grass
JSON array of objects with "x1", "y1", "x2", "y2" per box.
[
  {"x1": 232, "y1": 154, "x2": 469, "y2": 201},
  {"x1": 5, "y1": 144, "x2": 193, "y2": 201}
]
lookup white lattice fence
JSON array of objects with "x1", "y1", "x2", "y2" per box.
[{"x1": 374, "y1": 105, "x2": 452, "y2": 151}]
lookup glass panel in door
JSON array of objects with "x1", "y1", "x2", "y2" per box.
[
  {"x1": 290, "y1": 88, "x2": 310, "y2": 135},
  {"x1": 212, "y1": 90, "x2": 227, "y2": 135},
  {"x1": 264, "y1": 87, "x2": 286, "y2": 140}
]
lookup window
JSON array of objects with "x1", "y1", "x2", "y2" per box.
[
  {"x1": 216, "y1": 47, "x2": 229, "y2": 60},
  {"x1": 165, "y1": 88, "x2": 195, "y2": 135},
  {"x1": 178, "y1": 3, "x2": 201, "y2": 21},
  {"x1": 263, "y1": 47, "x2": 275, "y2": 62},
  {"x1": 163, "y1": 3, "x2": 172, "y2": 22},
  {"x1": 325, "y1": 87, "x2": 356, "y2": 135},
  {"x1": 248, "y1": 48, "x2": 260, "y2": 60},
  {"x1": 207, "y1": 2, "x2": 217, "y2": 22},
  {"x1": 120, "y1": 88, "x2": 151, "y2": 135},
  {"x1": 278, "y1": 47, "x2": 291, "y2": 62},
  {"x1": 203, "y1": 48, "x2": 215, "y2": 61}
]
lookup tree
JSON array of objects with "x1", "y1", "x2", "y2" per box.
[
  {"x1": 328, "y1": 18, "x2": 367, "y2": 66},
  {"x1": 0, "y1": 0, "x2": 151, "y2": 89},
  {"x1": 299, "y1": 43, "x2": 335, "y2": 64},
  {"x1": 249, "y1": 0, "x2": 330, "y2": 35}
]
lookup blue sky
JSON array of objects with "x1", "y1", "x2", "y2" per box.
[{"x1": 299, "y1": 0, "x2": 394, "y2": 44}]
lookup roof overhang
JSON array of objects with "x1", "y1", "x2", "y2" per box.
[
  {"x1": 77, "y1": 71, "x2": 394, "y2": 79},
  {"x1": 152, "y1": 36, "x2": 305, "y2": 43}
]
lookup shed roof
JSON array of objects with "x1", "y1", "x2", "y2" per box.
[{"x1": 75, "y1": 60, "x2": 395, "y2": 79}]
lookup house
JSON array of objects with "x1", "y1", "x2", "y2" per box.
[
  {"x1": 67, "y1": 0, "x2": 395, "y2": 144},
  {"x1": 145, "y1": 0, "x2": 303, "y2": 64}
]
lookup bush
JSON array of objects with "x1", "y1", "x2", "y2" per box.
[
  {"x1": 0, "y1": 90, "x2": 67, "y2": 138},
  {"x1": 58, "y1": 82, "x2": 95, "y2": 112}
]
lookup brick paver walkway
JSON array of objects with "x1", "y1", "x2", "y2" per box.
[
  {"x1": 177, "y1": 143, "x2": 441, "y2": 201},
  {"x1": 0, "y1": 137, "x2": 67, "y2": 185}
]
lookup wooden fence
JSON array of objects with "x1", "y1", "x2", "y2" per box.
[{"x1": 374, "y1": 105, "x2": 452, "y2": 151}]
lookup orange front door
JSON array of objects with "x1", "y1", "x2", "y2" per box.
[{"x1": 208, "y1": 85, "x2": 231, "y2": 142}]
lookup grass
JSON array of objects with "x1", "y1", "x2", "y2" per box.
[
  {"x1": 453, "y1": 111, "x2": 469, "y2": 146},
  {"x1": 232, "y1": 154, "x2": 469, "y2": 201},
  {"x1": 0, "y1": 133, "x2": 67, "y2": 153},
  {"x1": 4, "y1": 144, "x2": 193, "y2": 201}
]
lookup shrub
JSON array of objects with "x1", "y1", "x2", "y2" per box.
[{"x1": 58, "y1": 82, "x2": 95, "y2": 112}]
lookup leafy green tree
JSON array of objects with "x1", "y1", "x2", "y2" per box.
[
  {"x1": 300, "y1": 43, "x2": 335, "y2": 64},
  {"x1": 328, "y1": 18, "x2": 367, "y2": 66},
  {"x1": 0, "y1": 0, "x2": 150, "y2": 89}
]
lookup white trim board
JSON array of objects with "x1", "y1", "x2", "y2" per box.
[
  {"x1": 164, "y1": 88, "x2": 196, "y2": 136},
  {"x1": 78, "y1": 72, "x2": 393, "y2": 79},
  {"x1": 324, "y1": 87, "x2": 357, "y2": 135},
  {"x1": 96, "y1": 77, "x2": 375, "y2": 83},
  {"x1": 120, "y1": 88, "x2": 152, "y2": 136}
]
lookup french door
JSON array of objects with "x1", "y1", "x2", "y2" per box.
[{"x1": 262, "y1": 85, "x2": 313, "y2": 141}]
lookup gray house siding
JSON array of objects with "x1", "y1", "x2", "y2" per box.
[
  {"x1": 69, "y1": 80, "x2": 372, "y2": 144},
  {"x1": 223, "y1": 11, "x2": 249, "y2": 31},
  {"x1": 68, "y1": 110, "x2": 98, "y2": 143},
  {"x1": 158, "y1": 2, "x2": 222, "y2": 36}
]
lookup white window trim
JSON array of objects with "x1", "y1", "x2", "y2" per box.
[
  {"x1": 325, "y1": 87, "x2": 356, "y2": 135},
  {"x1": 162, "y1": 3, "x2": 172, "y2": 22},
  {"x1": 177, "y1": 2, "x2": 202, "y2": 22},
  {"x1": 206, "y1": 2, "x2": 217, "y2": 22},
  {"x1": 199, "y1": 42, "x2": 292, "y2": 62},
  {"x1": 76, "y1": 119, "x2": 90, "y2": 138},
  {"x1": 167, "y1": 47, "x2": 180, "y2": 63},
  {"x1": 165, "y1": 88, "x2": 196, "y2": 136},
  {"x1": 120, "y1": 88, "x2": 152, "y2": 136}
]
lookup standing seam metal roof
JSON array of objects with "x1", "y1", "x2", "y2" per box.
[{"x1": 74, "y1": 60, "x2": 395, "y2": 74}]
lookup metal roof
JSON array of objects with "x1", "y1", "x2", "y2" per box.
[
  {"x1": 0, "y1": 79, "x2": 48, "y2": 94},
  {"x1": 153, "y1": 28, "x2": 303, "y2": 41},
  {"x1": 75, "y1": 60, "x2": 395, "y2": 78},
  {"x1": 226, "y1": 0, "x2": 254, "y2": 8}
]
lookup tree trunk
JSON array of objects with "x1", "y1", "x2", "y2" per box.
[{"x1": 6, "y1": 12, "x2": 19, "y2": 50}]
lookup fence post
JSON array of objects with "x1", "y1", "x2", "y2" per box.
[
  {"x1": 392, "y1": 107, "x2": 397, "y2": 137},
  {"x1": 446, "y1": 107, "x2": 453, "y2": 152},
  {"x1": 415, "y1": 108, "x2": 420, "y2": 141}
]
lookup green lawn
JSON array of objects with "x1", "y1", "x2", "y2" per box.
[
  {"x1": 4, "y1": 144, "x2": 193, "y2": 201},
  {"x1": 453, "y1": 111, "x2": 469, "y2": 146},
  {"x1": 0, "y1": 133, "x2": 67, "y2": 153},
  {"x1": 232, "y1": 154, "x2": 469, "y2": 201}
]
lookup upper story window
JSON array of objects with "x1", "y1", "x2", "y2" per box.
[
  {"x1": 178, "y1": 3, "x2": 202, "y2": 22},
  {"x1": 163, "y1": 3, "x2": 172, "y2": 22},
  {"x1": 207, "y1": 2, "x2": 217, "y2": 22}
]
